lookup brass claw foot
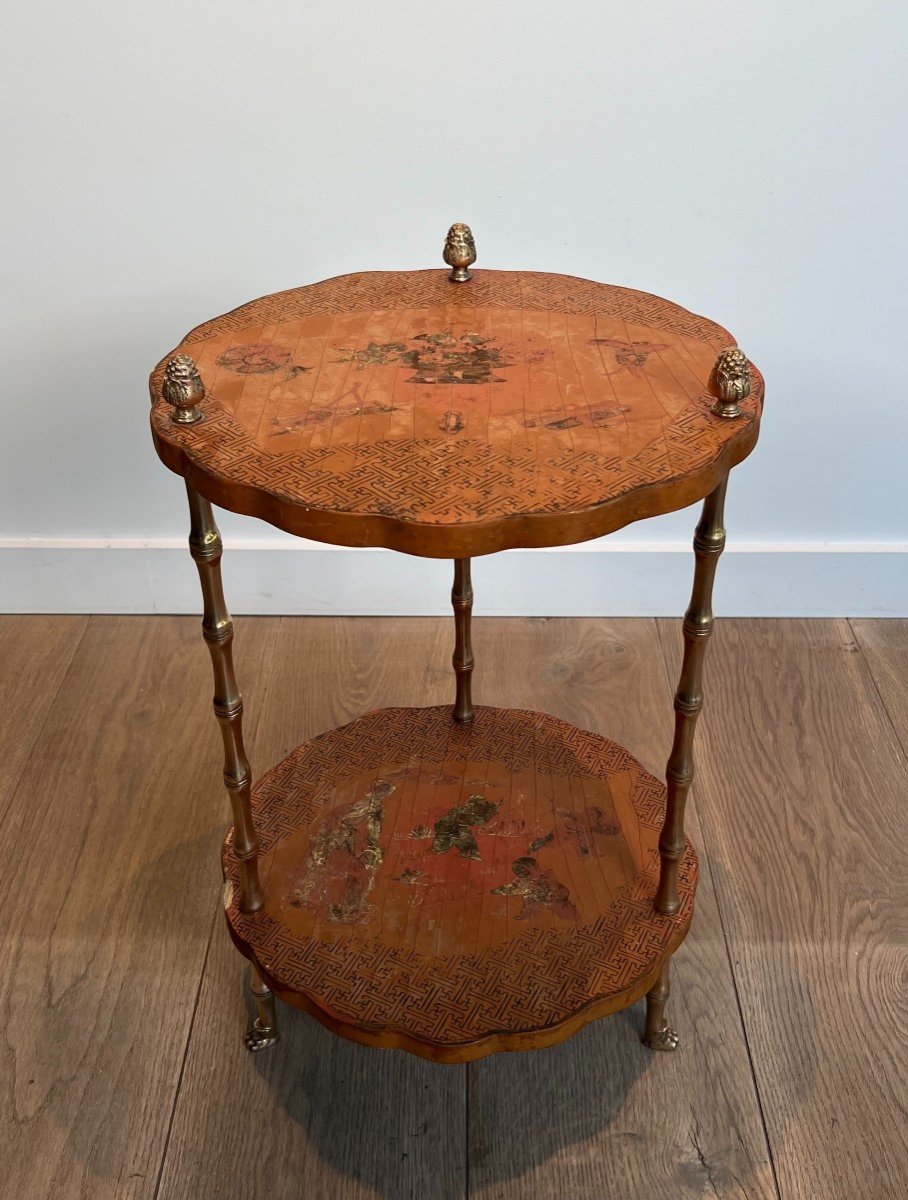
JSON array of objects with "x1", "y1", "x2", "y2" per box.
[
  {"x1": 244, "y1": 1017, "x2": 279, "y2": 1053},
  {"x1": 643, "y1": 959, "x2": 678, "y2": 1050},
  {"x1": 643, "y1": 1020, "x2": 679, "y2": 1052},
  {"x1": 245, "y1": 962, "x2": 279, "y2": 1051}
]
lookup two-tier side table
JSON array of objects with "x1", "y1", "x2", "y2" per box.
[{"x1": 149, "y1": 225, "x2": 762, "y2": 1062}]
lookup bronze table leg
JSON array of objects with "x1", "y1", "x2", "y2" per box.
[
  {"x1": 643, "y1": 961, "x2": 679, "y2": 1050},
  {"x1": 656, "y1": 476, "x2": 728, "y2": 916},
  {"x1": 187, "y1": 484, "x2": 279, "y2": 1049},
  {"x1": 245, "y1": 963, "x2": 280, "y2": 1052},
  {"x1": 452, "y1": 558, "x2": 475, "y2": 723},
  {"x1": 186, "y1": 482, "x2": 263, "y2": 915}
]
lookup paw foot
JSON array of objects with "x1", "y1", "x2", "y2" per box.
[
  {"x1": 643, "y1": 1021, "x2": 679, "y2": 1051},
  {"x1": 244, "y1": 1018, "x2": 279, "y2": 1052}
]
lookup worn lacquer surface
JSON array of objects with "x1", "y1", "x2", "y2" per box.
[
  {"x1": 224, "y1": 705, "x2": 696, "y2": 1054},
  {"x1": 150, "y1": 270, "x2": 762, "y2": 554}
]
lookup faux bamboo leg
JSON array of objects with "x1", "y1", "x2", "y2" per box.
[
  {"x1": 452, "y1": 558, "x2": 475, "y2": 723},
  {"x1": 643, "y1": 959, "x2": 678, "y2": 1050},
  {"x1": 245, "y1": 963, "x2": 279, "y2": 1052},
  {"x1": 186, "y1": 481, "x2": 263, "y2": 913},
  {"x1": 655, "y1": 477, "x2": 728, "y2": 915}
]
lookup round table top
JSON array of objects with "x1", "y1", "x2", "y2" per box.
[
  {"x1": 150, "y1": 269, "x2": 763, "y2": 556},
  {"x1": 225, "y1": 705, "x2": 696, "y2": 1060}
]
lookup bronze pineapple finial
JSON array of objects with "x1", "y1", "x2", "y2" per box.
[
  {"x1": 162, "y1": 354, "x2": 205, "y2": 425},
  {"x1": 443, "y1": 223, "x2": 476, "y2": 283},
  {"x1": 708, "y1": 347, "x2": 751, "y2": 419}
]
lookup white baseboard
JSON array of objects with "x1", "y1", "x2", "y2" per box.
[{"x1": 1, "y1": 538, "x2": 905, "y2": 616}]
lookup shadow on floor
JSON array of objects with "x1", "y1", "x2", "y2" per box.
[{"x1": 247, "y1": 994, "x2": 652, "y2": 1200}]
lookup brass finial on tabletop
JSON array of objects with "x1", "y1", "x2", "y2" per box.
[
  {"x1": 443, "y1": 223, "x2": 476, "y2": 282},
  {"x1": 163, "y1": 353, "x2": 205, "y2": 425},
  {"x1": 708, "y1": 347, "x2": 751, "y2": 419}
]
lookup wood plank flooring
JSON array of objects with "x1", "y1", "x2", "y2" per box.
[{"x1": 0, "y1": 615, "x2": 905, "y2": 1199}]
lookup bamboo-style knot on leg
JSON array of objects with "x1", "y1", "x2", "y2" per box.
[
  {"x1": 682, "y1": 617, "x2": 714, "y2": 641},
  {"x1": 188, "y1": 526, "x2": 222, "y2": 561},
  {"x1": 203, "y1": 621, "x2": 234, "y2": 646},
  {"x1": 692, "y1": 526, "x2": 726, "y2": 557},
  {"x1": 673, "y1": 694, "x2": 702, "y2": 718}
]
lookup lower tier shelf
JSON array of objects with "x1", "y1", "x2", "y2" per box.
[{"x1": 224, "y1": 705, "x2": 697, "y2": 1062}]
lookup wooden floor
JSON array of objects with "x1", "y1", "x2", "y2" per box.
[{"x1": 1, "y1": 615, "x2": 906, "y2": 1200}]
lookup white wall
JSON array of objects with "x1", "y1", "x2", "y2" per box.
[{"x1": 2, "y1": 1, "x2": 906, "y2": 614}]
